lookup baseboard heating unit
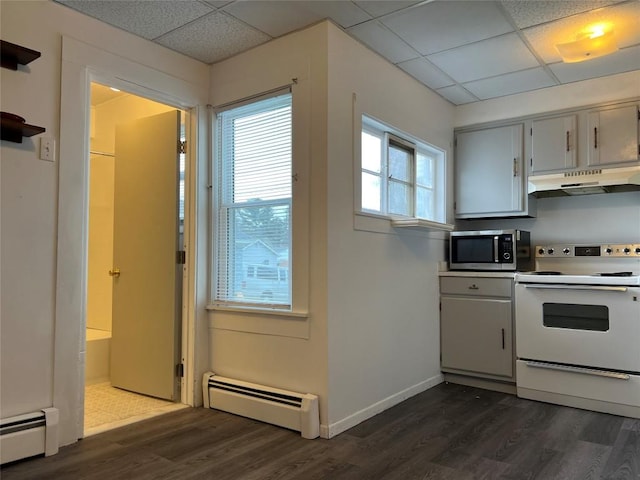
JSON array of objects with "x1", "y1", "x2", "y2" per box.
[
  {"x1": 203, "y1": 372, "x2": 319, "y2": 439},
  {"x1": 0, "y1": 408, "x2": 59, "y2": 464}
]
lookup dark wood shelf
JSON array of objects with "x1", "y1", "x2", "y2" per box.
[
  {"x1": 1, "y1": 40, "x2": 41, "y2": 70},
  {"x1": 1, "y1": 115, "x2": 46, "y2": 143}
]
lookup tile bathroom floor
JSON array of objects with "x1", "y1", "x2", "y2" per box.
[{"x1": 84, "y1": 382, "x2": 187, "y2": 436}]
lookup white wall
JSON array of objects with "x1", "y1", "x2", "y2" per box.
[
  {"x1": 324, "y1": 24, "x2": 454, "y2": 434},
  {"x1": 208, "y1": 23, "x2": 331, "y2": 428},
  {"x1": 208, "y1": 21, "x2": 456, "y2": 437},
  {"x1": 0, "y1": 0, "x2": 208, "y2": 446}
]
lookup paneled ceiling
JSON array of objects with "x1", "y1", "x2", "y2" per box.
[{"x1": 55, "y1": 0, "x2": 640, "y2": 105}]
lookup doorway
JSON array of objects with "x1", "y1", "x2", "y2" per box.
[{"x1": 84, "y1": 82, "x2": 186, "y2": 435}]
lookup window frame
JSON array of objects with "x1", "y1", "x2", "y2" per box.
[
  {"x1": 359, "y1": 114, "x2": 448, "y2": 228},
  {"x1": 211, "y1": 89, "x2": 294, "y2": 312}
]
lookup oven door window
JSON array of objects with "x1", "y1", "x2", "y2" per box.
[{"x1": 542, "y1": 303, "x2": 609, "y2": 332}]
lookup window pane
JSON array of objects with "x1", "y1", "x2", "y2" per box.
[
  {"x1": 388, "y1": 181, "x2": 411, "y2": 216},
  {"x1": 216, "y1": 92, "x2": 292, "y2": 308},
  {"x1": 362, "y1": 172, "x2": 381, "y2": 211},
  {"x1": 416, "y1": 153, "x2": 433, "y2": 188},
  {"x1": 389, "y1": 144, "x2": 411, "y2": 182},
  {"x1": 228, "y1": 204, "x2": 291, "y2": 305},
  {"x1": 416, "y1": 186, "x2": 433, "y2": 219},
  {"x1": 362, "y1": 131, "x2": 381, "y2": 173}
]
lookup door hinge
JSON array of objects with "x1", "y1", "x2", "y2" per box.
[
  {"x1": 176, "y1": 250, "x2": 186, "y2": 264},
  {"x1": 176, "y1": 363, "x2": 184, "y2": 378},
  {"x1": 178, "y1": 140, "x2": 187, "y2": 154}
]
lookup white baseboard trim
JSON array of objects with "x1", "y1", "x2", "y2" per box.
[{"x1": 320, "y1": 373, "x2": 444, "y2": 439}]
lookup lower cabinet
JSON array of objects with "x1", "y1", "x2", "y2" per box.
[{"x1": 440, "y1": 276, "x2": 515, "y2": 386}]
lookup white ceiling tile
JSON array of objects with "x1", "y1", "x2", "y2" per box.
[
  {"x1": 397, "y1": 58, "x2": 454, "y2": 90},
  {"x1": 428, "y1": 33, "x2": 540, "y2": 83},
  {"x1": 524, "y1": 1, "x2": 640, "y2": 63},
  {"x1": 347, "y1": 21, "x2": 419, "y2": 64},
  {"x1": 57, "y1": 0, "x2": 214, "y2": 39},
  {"x1": 301, "y1": 1, "x2": 372, "y2": 28},
  {"x1": 203, "y1": 0, "x2": 234, "y2": 8},
  {"x1": 381, "y1": 1, "x2": 514, "y2": 55},
  {"x1": 501, "y1": 0, "x2": 621, "y2": 29},
  {"x1": 222, "y1": 1, "x2": 320, "y2": 37},
  {"x1": 549, "y1": 44, "x2": 640, "y2": 83},
  {"x1": 436, "y1": 85, "x2": 478, "y2": 105},
  {"x1": 155, "y1": 11, "x2": 270, "y2": 64},
  {"x1": 355, "y1": 1, "x2": 421, "y2": 18},
  {"x1": 463, "y1": 67, "x2": 558, "y2": 100}
]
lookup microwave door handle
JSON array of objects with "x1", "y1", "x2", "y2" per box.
[
  {"x1": 494, "y1": 236, "x2": 499, "y2": 263},
  {"x1": 522, "y1": 284, "x2": 628, "y2": 292}
]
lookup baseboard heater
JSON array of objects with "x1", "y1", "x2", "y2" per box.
[
  {"x1": 0, "y1": 408, "x2": 59, "y2": 464},
  {"x1": 202, "y1": 372, "x2": 319, "y2": 439}
]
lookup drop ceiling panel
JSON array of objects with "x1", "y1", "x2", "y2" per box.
[
  {"x1": 463, "y1": 67, "x2": 558, "y2": 99},
  {"x1": 500, "y1": 0, "x2": 621, "y2": 29},
  {"x1": 57, "y1": 0, "x2": 214, "y2": 40},
  {"x1": 549, "y1": 44, "x2": 640, "y2": 83},
  {"x1": 347, "y1": 21, "x2": 419, "y2": 64},
  {"x1": 428, "y1": 33, "x2": 541, "y2": 83},
  {"x1": 155, "y1": 11, "x2": 270, "y2": 64},
  {"x1": 436, "y1": 85, "x2": 478, "y2": 105},
  {"x1": 355, "y1": 1, "x2": 421, "y2": 18},
  {"x1": 382, "y1": 1, "x2": 514, "y2": 55},
  {"x1": 523, "y1": 1, "x2": 640, "y2": 63},
  {"x1": 397, "y1": 58, "x2": 455, "y2": 90},
  {"x1": 222, "y1": 1, "x2": 322, "y2": 37}
]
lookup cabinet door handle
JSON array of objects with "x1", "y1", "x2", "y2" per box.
[
  {"x1": 513, "y1": 158, "x2": 517, "y2": 177},
  {"x1": 468, "y1": 284, "x2": 479, "y2": 290},
  {"x1": 501, "y1": 328, "x2": 505, "y2": 350},
  {"x1": 566, "y1": 131, "x2": 570, "y2": 152},
  {"x1": 594, "y1": 127, "x2": 598, "y2": 149}
]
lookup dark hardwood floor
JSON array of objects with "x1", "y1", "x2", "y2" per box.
[{"x1": 2, "y1": 383, "x2": 639, "y2": 479}]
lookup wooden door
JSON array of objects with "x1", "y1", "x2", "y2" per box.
[{"x1": 110, "y1": 110, "x2": 181, "y2": 400}]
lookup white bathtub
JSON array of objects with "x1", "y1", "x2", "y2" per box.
[{"x1": 85, "y1": 328, "x2": 111, "y2": 385}]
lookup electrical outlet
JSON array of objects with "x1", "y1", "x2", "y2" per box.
[{"x1": 40, "y1": 137, "x2": 55, "y2": 162}]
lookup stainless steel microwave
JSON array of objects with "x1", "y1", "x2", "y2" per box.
[{"x1": 449, "y1": 230, "x2": 532, "y2": 271}]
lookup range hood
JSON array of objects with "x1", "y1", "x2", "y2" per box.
[{"x1": 528, "y1": 166, "x2": 640, "y2": 197}]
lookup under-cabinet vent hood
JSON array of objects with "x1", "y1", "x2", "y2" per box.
[{"x1": 528, "y1": 166, "x2": 640, "y2": 197}]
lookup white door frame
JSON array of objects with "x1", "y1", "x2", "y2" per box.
[{"x1": 56, "y1": 36, "x2": 208, "y2": 446}]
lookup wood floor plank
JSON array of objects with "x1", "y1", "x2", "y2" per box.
[{"x1": 1, "y1": 383, "x2": 637, "y2": 480}]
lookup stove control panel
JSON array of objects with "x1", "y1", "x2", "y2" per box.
[{"x1": 535, "y1": 244, "x2": 640, "y2": 257}]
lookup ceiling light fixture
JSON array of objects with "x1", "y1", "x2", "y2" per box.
[
  {"x1": 555, "y1": 24, "x2": 618, "y2": 63},
  {"x1": 110, "y1": 87, "x2": 121, "y2": 92}
]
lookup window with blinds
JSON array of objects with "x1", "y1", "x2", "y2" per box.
[{"x1": 213, "y1": 91, "x2": 292, "y2": 309}]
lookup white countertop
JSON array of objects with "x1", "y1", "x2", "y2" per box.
[{"x1": 439, "y1": 270, "x2": 516, "y2": 279}]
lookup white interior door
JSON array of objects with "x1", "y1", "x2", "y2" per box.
[{"x1": 110, "y1": 110, "x2": 181, "y2": 401}]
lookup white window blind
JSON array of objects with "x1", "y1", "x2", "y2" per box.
[{"x1": 214, "y1": 92, "x2": 292, "y2": 308}]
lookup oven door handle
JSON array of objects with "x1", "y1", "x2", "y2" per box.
[
  {"x1": 525, "y1": 361, "x2": 630, "y2": 380},
  {"x1": 522, "y1": 284, "x2": 628, "y2": 292}
]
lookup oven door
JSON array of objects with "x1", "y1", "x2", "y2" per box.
[{"x1": 515, "y1": 283, "x2": 640, "y2": 372}]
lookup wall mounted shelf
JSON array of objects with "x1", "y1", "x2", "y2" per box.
[
  {"x1": 1, "y1": 40, "x2": 41, "y2": 70},
  {"x1": 1, "y1": 113, "x2": 46, "y2": 143}
]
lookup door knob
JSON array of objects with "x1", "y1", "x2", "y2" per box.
[{"x1": 109, "y1": 268, "x2": 121, "y2": 277}]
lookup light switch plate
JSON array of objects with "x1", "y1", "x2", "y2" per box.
[{"x1": 40, "y1": 136, "x2": 55, "y2": 162}]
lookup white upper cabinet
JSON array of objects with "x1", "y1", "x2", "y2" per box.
[
  {"x1": 455, "y1": 124, "x2": 530, "y2": 218},
  {"x1": 587, "y1": 104, "x2": 639, "y2": 167},
  {"x1": 530, "y1": 115, "x2": 577, "y2": 174}
]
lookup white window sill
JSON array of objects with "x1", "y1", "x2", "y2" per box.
[
  {"x1": 354, "y1": 211, "x2": 453, "y2": 238},
  {"x1": 206, "y1": 304, "x2": 308, "y2": 319},
  {"x1": 390, "y1": 217, "x2": 454, "y2": 232}
]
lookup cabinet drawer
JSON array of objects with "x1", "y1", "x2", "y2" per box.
[{"x1": 440, "y1": 277, "x2": 512, "y2": 297}]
